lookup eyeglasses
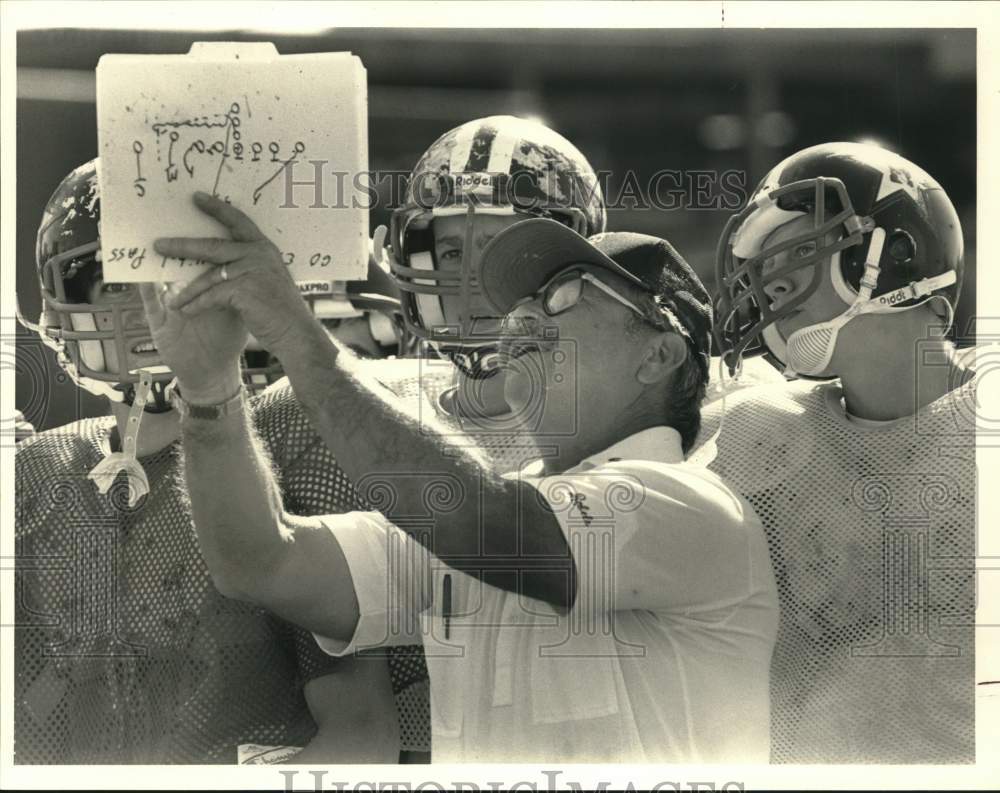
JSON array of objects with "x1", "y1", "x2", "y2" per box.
[{"x1": 511, "y1": 267, "x2": 651, "y2": 321}]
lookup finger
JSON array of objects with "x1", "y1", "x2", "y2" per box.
[
  {"x1": 176, "y1": 281, "x2": 239, "y2": 317},
  {"x1": 137, "y1": 282, "x2": 167, "y2": 326},
  {"x1": 167, "y1": 260, "x2": 251, "y2": 309},
  {"x1": 153, "y1": 236, "x2": 254, "y2": 264},
  {"x1": 192, "y1": 191, "x2": 266, "y2": 242}
]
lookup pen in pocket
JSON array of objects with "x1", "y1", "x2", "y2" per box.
[{"x1": 443, "y1": 573, "x2": 452, "y2": 640}]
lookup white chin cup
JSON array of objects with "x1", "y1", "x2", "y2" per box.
[
  {"x1": 783, "y1": 309, "x2": 857, "y2": 376},
  {"x1": 762, "y1": 295, "x2": 859, "y2": 378},
  {"x1": 762, "y1": 310, "x2": 853, "y2": 377}
]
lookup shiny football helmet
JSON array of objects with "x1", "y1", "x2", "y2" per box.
[
  {"x1": 26, "y1": 159, "x2": 174, "y2": 411},
  {"x1": 715, "y1": 142, "x2": 964, "y2": 377},
  {"x1": 389, "y1": 115, "x2": 606, "y2": 373}
]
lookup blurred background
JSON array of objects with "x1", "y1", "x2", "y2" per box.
[{"x1": 15, "y1": 27, "x2": 975, "y2": 431}]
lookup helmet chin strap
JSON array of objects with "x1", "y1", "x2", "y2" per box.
[
  {"x1": 88, "y1": 368, "x2": 158, "y2": 507},
  {"x1": 764, "y1": 229, "x2": 957, "y2": 377},
  {"x1": 119, "y1": 377, "x2": 174, "y2": 413}
]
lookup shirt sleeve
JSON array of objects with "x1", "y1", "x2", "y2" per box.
[
  {"x1": 311, "y1": 511, "x2": 432, "y2": 656},
  {"x1": 514, "y1": 462, "x2": 758, "y2": 614}
]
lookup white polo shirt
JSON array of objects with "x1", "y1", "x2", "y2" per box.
[{"x1": 314, "y1": 426, "x2": 778, "y2": 762}]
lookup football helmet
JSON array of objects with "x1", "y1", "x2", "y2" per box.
[
  {"x1": 27, "y1": 159, "x2": 174, "y2": 411},
  {"x1": 714, "y1": 142, "x2": 963, "y2": 376},
  {"x1": 388, "y1": 115, "x2": 606, "y2": 370}
]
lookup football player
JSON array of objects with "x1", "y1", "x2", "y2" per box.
[
  {"x1": 709, "y1": 142, "x2": 976, "y2": 762},
  {"x1": 382, "y1": 114, "x2": 606, "y2": 423},
  {"x1": 14, "y1": 160, "x2": 400, "y2": 764}
]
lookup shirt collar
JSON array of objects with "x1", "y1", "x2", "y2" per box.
[{"x1": 571, "y1": 426, "x2": 685, "y2": 472}]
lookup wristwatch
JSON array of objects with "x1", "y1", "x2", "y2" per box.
[{"x1": 169, "y1": 382, "x2": 246, "y2": 420}]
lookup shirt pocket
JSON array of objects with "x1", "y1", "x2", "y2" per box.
[
  {"x1": 498, "y1": 595, "x2": 623, "y2": 725},
  {"x1": 529, "y1": 645, "x2": 622, "y2": 724}
]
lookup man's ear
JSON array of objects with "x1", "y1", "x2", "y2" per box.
[{"x1": 636, "y1": 331, "x2": 687, "y2": 385}]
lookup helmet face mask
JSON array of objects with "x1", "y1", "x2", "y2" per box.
[
  {"x1": 715, "y1": 178, "x2": 868, "y2": 368},
  {"x1": 714, "y1": 142, "x2": 964, "y2": 376},
  {"x1": 389, "y1": 115, "x2": 606, "y2": 356},
  {"x1": 43, "y1": 246, "x2": 165, "y2": 385},
  {"x1": 30, "y1": 160, "x2": 174, "y2": 409}
]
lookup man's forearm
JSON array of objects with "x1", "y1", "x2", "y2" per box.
[
  {"x1": 271, "y1": 319, "x2": 511, "y2": 559},
  {"x1": 177, "y1": 368, "x2": 289, "y2": 597},
  {"x1": 178, "y1": 365, "x2": 362, "y2": 638}
]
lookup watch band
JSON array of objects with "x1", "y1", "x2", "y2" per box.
[{"x1": 170, "y1": 383, "x2": 246, "y2": 420}]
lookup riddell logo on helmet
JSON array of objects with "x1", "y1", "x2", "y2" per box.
[
  {"x1": 877, "y1": 289, "x2": 910, "y2": 306},
  {"x1": 453, "y1": 172, "x2": 497, "y2": 190}
]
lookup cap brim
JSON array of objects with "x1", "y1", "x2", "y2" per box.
[{"x1": 479, "y1": 218, "x2": 642, "y2": 315}]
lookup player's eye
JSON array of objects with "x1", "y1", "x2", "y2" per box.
[
  {"x1": 794, "y1": 242, "x2": 817, "y2": 259},
  {"x1": 101, "y1": 282, "x2": 133, "y2": 296},
  {"x1": 437, "y1": 248, "x2": 462, "y2": 266}
]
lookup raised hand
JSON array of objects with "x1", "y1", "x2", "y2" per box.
[
  {"x1": 154, "y1": 191, "x2": 315, "y2": 355},
  {"x1": 137, "y1": 278, "x2": 246, "y2": 404}
]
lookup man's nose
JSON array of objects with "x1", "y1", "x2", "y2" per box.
[
  {"x1": 121, "y1": 307, "x2": 150, "y2": 332},
  {"x1": 762, "y1": 276, "x2": 796, "y2": 308}
]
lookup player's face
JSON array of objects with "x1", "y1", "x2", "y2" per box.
[
  {"x1": 759, "y1": 215, "x2": 849, "y2": 342},
  {"x1": 433, "y1": 213, "x2": 523, "y2": 337},
  {"x1": 80, "y1": 277, "x2": 159, "y2": 375}
]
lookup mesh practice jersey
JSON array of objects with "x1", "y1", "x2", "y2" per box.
[
  {"x1": 14, "y1": 406, "x2": 344, "y2": 764},
  {"x1": 697, "y1": 376, "x2": 977, "y2": 763}
]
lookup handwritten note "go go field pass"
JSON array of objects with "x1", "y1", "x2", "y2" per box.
[{"x1": 96, "y1": 42, "x2": 368, "y2": 283}]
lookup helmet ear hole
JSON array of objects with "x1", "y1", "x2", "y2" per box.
[{"x1": 887, "y1": 229, "x2": 916, "y2": 263}]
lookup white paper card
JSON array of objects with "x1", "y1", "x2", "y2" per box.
[{"x1": 96, "y1": 42, "x2": 368, "y2": 282}]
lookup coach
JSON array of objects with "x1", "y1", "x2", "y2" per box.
[{"x1": 139, "y1": 196, "x2": 778, "y2": 762}]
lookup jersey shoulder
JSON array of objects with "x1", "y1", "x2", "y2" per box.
[
  {"x1": 15, "y1": 417, "x2": 115, "y2": 537},
  {"x1": 16, "y1": 416, "x2": 113, "y2": 478}
]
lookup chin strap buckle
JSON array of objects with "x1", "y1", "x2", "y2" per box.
[{"x1": 88, "y1": 369, "x2": 153, "y2": 508}]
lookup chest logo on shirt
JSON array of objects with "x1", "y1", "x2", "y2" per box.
[{"x1": 570, "y1": 492, "x2": 594, "y2": 527}]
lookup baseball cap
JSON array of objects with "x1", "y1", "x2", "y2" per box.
[{"x1": 479, "y1": 218, "x2": 712, "y2": 381}]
